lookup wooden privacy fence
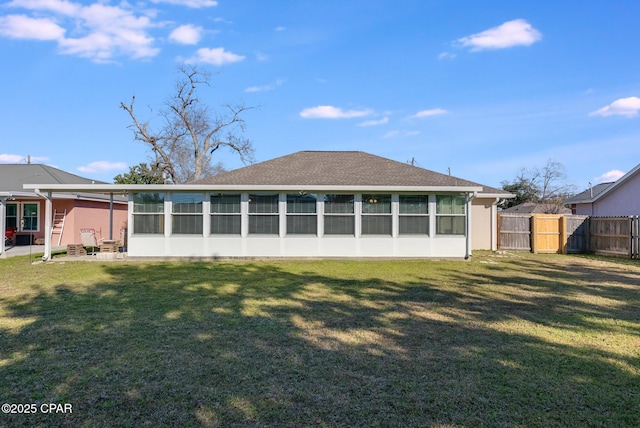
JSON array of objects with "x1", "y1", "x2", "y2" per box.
[{"x1": 498, "y1": 214, "x2": 640, "y2": 258}]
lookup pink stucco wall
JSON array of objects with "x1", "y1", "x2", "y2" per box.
[{"x1": 7, "y1": 198, "x2": 127, "y2": 246}]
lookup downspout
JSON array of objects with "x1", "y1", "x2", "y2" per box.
[
  {"x1": 465, "y1": 191, "x2": 477, "y2": 259},
  {"x1": 492, "y1": 197, "x2": 500, "y2": 251},
  {"x1": 34, "y1": 189, "x2": 53, "y2": 262}
]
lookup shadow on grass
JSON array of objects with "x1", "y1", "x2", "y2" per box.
[{"x1": 1, "y1": 257, "x2": 639, "y2": 427}]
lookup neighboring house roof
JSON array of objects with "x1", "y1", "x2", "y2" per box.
[
  {"x1": 194, "y1": 151, "x2": 512, "y2": 196},
  {"x1": 0, "y1": 164, "x2": 125, "y2": 202},
  {"x1": 502, "y1": 202, "x2": 571, "y2": 214},
  {"x1": 565, "y1": 182, "x2": 614, "y2": 204},
  {"x1": 564, "y1": 163, "x2": 640, "y2": 206}
]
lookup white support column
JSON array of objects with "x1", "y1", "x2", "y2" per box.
[
  {"x1": 43, "y1": 191, "x2": 53, "y2": 261},
  {"x1": 279, "y1": 193, "x2": 286, "y2": 238},
  {"x1": 0, "y1": 197, "x2": 6, "y2": 256},
  {"x1": 391, "y1": 194, "x2": 399, "y2": 238},
  {"x1": 317, "y1": 194, "x2": 324, "y2": 237},
  {"x1": 202, "y1": 194, "x2": 211, "y2": 237},
  {"x1": 354, "y1": 194, "x2": 362, "y2": 238},
  {"x1": 428, "y1": 194, "x2": 437, "y2": 237},
  {"x1": 241, "y1": 193, "x2": 249, "y2": 237}
]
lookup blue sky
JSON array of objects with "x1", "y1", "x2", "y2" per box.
[{"x1": 1, "y1": 0, "x2": 639, "y2": 191}]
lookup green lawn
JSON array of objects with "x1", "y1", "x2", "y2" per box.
[{"x1": 1, "y1": 253, "x2": 639, "y2": 427}]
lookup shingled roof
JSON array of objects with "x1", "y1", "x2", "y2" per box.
[
  {"x1": 0, "y1": 164, "x2": 125, "y2": 202},
  {"x1": 195, "y1": 151, "x2": 509, "y2": 194},
  {"x1": 0, "y1": 164, "x2": 103, "y2": 192}
]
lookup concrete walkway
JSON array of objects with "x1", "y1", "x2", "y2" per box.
[{"x1": 0, "y1": 245, "x2": 66, "y2": 259}]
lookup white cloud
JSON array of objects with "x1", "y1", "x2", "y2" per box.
[
  {"x1": 458, "y1": 19, "x2": 542, "y2": 51},
  {"x1": 150, "y1": 0, "x2": 218, "y2": 7},
  {"x1": 275, "y1": 26, "x2": 286, "y2": 32},
  {"x1": 5, "y1": 0, "x2": 160, "y2": 62},
  {"x1": 77, "y1": 161, "x2": 127, "y2": 173},
  {"x1": 408, "y1": 108, "x2": 448, "y2": 119},
  {"x1": 589, "y1": 97, "x2": 640, "y2": 117},
  {"x1": 438, "y1": 51, "x2": 456, "y2": 60},
  {"x1": 594, "y1": 169, "x2": 625, "y2": 184},
  {"x1": 382, "y1": 130, "x2": 420, "y2": 139},
  {"x1": 358, "y1": 117, "x2": 389, "y2": 127},
  {"x1": 244, "y1": 79, "x2": 284, "y2": 93},
  {"x1": 0, "y1": 14, "x2": 65, "y2": 40},
  {"x1": 0, "y1": 154, "x2": 48, "y2": 163},
  {"x1": 169, "y1": 24, "x2": 202, "y2": 45},
  {"x1": 300, "y1": 106, "x2": 373, "y2": 119},
  {"x1": 185, "y1": 47, "x2": 245, "y2": 65}
]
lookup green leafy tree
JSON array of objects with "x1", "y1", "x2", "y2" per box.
[{"x1": 113, "y1": 163, "x2": 165, "y2": 184}]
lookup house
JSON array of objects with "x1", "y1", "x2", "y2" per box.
[
  {"x1": 0, "y1": 164, "x2": 128, "y2": 256},
  {"x1": 23, "y1": 151, "x2": 513, "y2": 260},
  {"x1": 502, "y1": 202, "x2": 572, "y2": 214},
  {"x1": 565, "y1": 164, "x2": 640, "y2": 216}
]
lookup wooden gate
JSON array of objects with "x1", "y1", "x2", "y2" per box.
[{"x1": 531, "y1": 214, "x2": 563, "y2": 253}]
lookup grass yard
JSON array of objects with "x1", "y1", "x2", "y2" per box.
[{"x1": 0, "y1": 252, "x2": 639, "y2": 427}]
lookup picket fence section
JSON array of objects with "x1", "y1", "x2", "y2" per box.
[{"x1": 497, "y1": 214, "x2": 640, "y2": 259}]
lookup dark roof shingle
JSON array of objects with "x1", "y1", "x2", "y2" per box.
[{"x1": 195, "y1": 151, "x2": 510, "y2": 194}]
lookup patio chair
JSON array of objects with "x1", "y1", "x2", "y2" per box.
[
  {"x1": 4, "y1": 227, "x2": 16, "y2": 247},
  {"x1": 80, "y1": 228, "x2": 101, "y2": 255}
]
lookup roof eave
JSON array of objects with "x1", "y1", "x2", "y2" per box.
[{"x1": 24, "y1": 183, "x2": 484, "y2": 193}]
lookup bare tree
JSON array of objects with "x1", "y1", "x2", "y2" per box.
[
  {"x1": 120, "y1": 65, "x2": 254, "y2": 183},
  {"x1": 501, "y1": 159, "x2": 576, "y2": 212}
]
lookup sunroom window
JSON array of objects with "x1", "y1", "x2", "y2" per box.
[
  {"x1": 249, "y1": 194, "x2": 279, "y2": 234},
  {"x1": 399, "y1": 195, "x2": 429, "y2": 235},
  {"x1": 436, "y1": 195, "x2": 466, "y2": 235},
  {"x1": 210, "y1": 193, "x2": 241, "y2": 235},
  {"x1": 172, "y1": 193, "x2": 203, "y2": 235},
  {"x1": 287, "y1": 193, "x2": 317, "y2": 235},
  {"x1": 133, "y1": 193, "x2": 165, "y2": 234},
  {"x1": 361, "y1": 194, "x2": 391, "y2": 235},
  {"x1": 324, "y1": 194, "x2": 354, "y2": 235}
]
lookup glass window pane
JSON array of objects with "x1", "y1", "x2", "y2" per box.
[
  {"x1": 324, "y1": 215, "x2": 354, "y2": 235},
  {"x1": 287, "y1": 194, "x2": 317, "y2": 213},
  {"x1": 6, "y1": 204, "x2": 18, "y2": 229},
  {"x1": 134, "y1": 193, "x2": 164, "y2": 213},
  {"x1": 172, "y1": 215, "x2": 202, "y2": 234},
  {"x1": 211, "y1": 215, "x2": 241, "y2": 235},
  {"x1": 361, "y1": 215, "x2": 392, "y2": 235},
  {"x1": 249, "y1": 194, "x2": 279, "y2": 214},
  {"x1": 399, "y1": 216, "x2": 429, "y2": 234},
  {"x1": 210, "y1": 194, "x2": 241, "y2": 214},
  {"x1": 23, "y1": 203, "x2": 38, "y2": 217},
  {"x1": 249, "y1": 215, "x2": 279, "y2": 234},
  {"x1": 324, "y1": 194, "x2": 354, "y2": 214},
  {"x1": 133, "y1": 214, "x2": 164, "y2": 234},
  {"x1": 287, "y1": 215, "x2": 317, "y2": 235},
  {"x1": 436, "y1": 216, "x2": 465, "y2": 235},
  {"x1": 172, "y1": 193, "x2": 202, "y2": 213},
  {"x1": 362, "y1": 194, "x2": 391, "y2": 214},
  {"x1": 436, "y1": 195, "x2": 465, "y2": 215},
  {"x1": 400, "y1": 195, "x2": 428, "y2": 214}
]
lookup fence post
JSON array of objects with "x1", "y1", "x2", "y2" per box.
[
  {"x1": 531, "y1": 214, "x2": 538, "y2": 254},
  {"x1": 560, "y1": 215, "x2": 567, "y2": 254}
]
